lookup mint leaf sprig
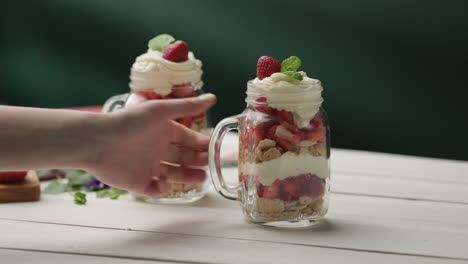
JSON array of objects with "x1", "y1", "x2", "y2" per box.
[
  {"x1": 41, "y1": 169, "x2": 128, "y2": 204},
  {"x1": 148, "y1": 34, "x2": 175, "y2": 51},
  {"x1": 281, "y1": 56, "x2": 303, "y2": 81},
  {"x1": 74, "y1": 192, "x2": 87, "y2": 205}
]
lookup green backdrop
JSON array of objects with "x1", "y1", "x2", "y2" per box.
[{"x1": 2, "y1": 1, "x2": 467, "y2": 160}]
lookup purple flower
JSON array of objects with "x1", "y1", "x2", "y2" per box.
[{"x1": 86, "y1": 179, "x2": 110, "y2": 189}]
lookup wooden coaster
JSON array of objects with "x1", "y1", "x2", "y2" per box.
[{"x1": 0, "y1": 171, "x2": 41, "y2": 203}]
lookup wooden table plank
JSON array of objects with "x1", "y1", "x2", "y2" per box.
[
  {"x1": 0, "y1": 220, "x2": 465, "y2": 264},
  {"x1": 0, "y1": 248, "x2": 171, "y2": 264},
  {"x1": 333, "y1": 149, "x2": 468, "y2": 184},
  {"x1": 1, "y1": 188, "x2": 467, "y2": 260}
]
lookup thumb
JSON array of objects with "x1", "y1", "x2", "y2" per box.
[{"x1": 147, "y1": 93, "x2": 217, "y2": 120}]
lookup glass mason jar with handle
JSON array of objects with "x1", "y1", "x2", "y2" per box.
[
  {"x1": 209, "y1": 72, "x2": 330, "y2": 228},
  {"x1": 103, "y1": 81, "x2": 211, "y2": 204}
]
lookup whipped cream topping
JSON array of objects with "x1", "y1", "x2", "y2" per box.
[
  {"x1": 239, "y1": 152, "x2": 329, "y2": 186},
  {"x1": 248, "y1": 72, "x2": 323, "y2": 128},
  {"x1": 129, "y1": 49, "x2": 203, "y2": 96}
]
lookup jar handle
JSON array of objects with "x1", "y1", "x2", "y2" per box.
[
  {"x1": 208, "y1": 115, "x2": 242, "y2": 200},
  {"x1": 102, "y1": 93, "x2": 130, "y2": 113}
]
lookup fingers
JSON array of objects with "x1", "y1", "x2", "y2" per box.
[
  {"x1": 170, "y1": 121, "x2": 210, "y2": 151},
  {"x1": 159, "y1": 164, "x2": 206, "y2": 184},
  {"x1": 163, "y1": 144, "x2": 208, "y2": 166},
  {"x1": 146, "y1": 93, "x2": 217, "y2": 120},
  {"x1": 140, "y1": 179, "x2": 171, "y2": 197}
]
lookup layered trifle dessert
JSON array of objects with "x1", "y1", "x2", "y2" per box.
[
  {"x1": 239, "y1": 55, "x2": 330, "y2": 222},
  {"x1": 127, "y1": 34, "x2": 208, "y2": 200}
]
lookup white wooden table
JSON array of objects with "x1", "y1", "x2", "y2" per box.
[{"x1": 1, "y1": 146, "x2": 468, "y2": 263}]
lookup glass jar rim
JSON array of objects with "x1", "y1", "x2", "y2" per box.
[{"x1": 244, "y1": 80, "x2": 323, "y2": 106}]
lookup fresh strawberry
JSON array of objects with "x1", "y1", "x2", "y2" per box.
[
  {"x1": 138, "y1": 90, "x2": 162, "y2": 100},
  {"x1": 177, "y1": 116, "x2": 193, "y2": 127},
  {"x1": 0, "y1": 171, "x2": 28, "y2": 183},
  {"x1": 171, "y1": 88, "x2": 198, "y2": 98},
  {"x1": 256, "y1": 56, "x2": 281, "y2": 80},
  {"x1": 278, "y1": 110, "x2": 294, "y2": 124},
  {"x1": 263, "y1": 183, "x2": 279, "y2": 199},
  {"x1": 162, "y1": 40, "x2": 189, "y2": 62},
  {"x1": 307, "y1": 126, "x2": 327, "y2": 143}
]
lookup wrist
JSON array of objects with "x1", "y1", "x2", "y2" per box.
[{"x1": 70, "y1": 112, "x2": 116, "y2": 171}]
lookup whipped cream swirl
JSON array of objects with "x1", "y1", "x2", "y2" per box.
[
  {"x1": 129, "y1": 49, "x2": 203, "y2": 96},
  {"x1": 247, "y1": 72, "x2": 323, "y2": 128}
]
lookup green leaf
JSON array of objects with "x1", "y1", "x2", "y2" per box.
[
  {"x1": 283, "y1": 71, "x2": 303, "y2": 81},
  {"x1": 96, "y1": 189, "x2": 111, "y2": 198},
  {"x1": 281, "y1": 56, "x2": 302, "y2": 72},
  {"x1": 148, "y1": 34, "x2": 175, "y2": 51},
  {"x1": 43, "y1": 179, "x2": 68, "y2": 194},
  {"x1": 74, "y1": 192, "x2": 87, "y2": 205},
  {"x1": 66, "y1": 170, "x2": 94, "y2": 187},
  {"x1": 111, "y1": 188, "x2": 128, "y2": 195},
  {"x1": 96, "y1": 188, "x2": 128, "y2": 199}
]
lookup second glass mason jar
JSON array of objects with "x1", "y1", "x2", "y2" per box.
[
  {"x1": 103, "y1": 81, "x2": 210, "y2": 204},
  {"x1": 209, "y1": 80, "x2": 330, "y2": 227}
]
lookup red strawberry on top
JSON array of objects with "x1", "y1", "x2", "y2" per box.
[
  {"x1": 162, "y1": 40, "x2": 189, "y2": 62},
  {"x1": 0, "y1": 171, "x2": 28, "y2": 183},
  {"x1": 257, "y1": 56, "x2": 281, "y2": 80}
]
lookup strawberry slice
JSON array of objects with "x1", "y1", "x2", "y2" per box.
[
  {"x1": 177, "y1": 116, "x2": 193, "y2": 128},
  {"x1": 283, "y1": 178, "x2": 299, "y2": 198},
  {"x1": 138, "y1": 90, "x2": 162, "y2": 100},
  {"x1": 278, "y1": 110, "x2": 294, "y2": 124},
  {"x1": 162, "y1": 94, "x2": 175, "y2": 99},
  {"x1": 299, "y1": 174, "x2": 326, "y2": 198},
  {"x1": 253, "y1": 120, "x2": 276, "y2": 147},
  {"x1": 263, "y1": 183, "x2": 279, "y2": 199},
  {"x1": 310, "y1": 118, "x2": 323, "y2": 129},
  {"x1": 0, "y1": 171, "x2": 28, "y2": 183},
  {"x1": 280, "y1": 191, "x2": 292, "y2": 201},
  {"x1": 307, "y1": 126, "x2": 327, "y2": 143},
  {"x1": 280, "y1": 121, "x2": 300, "y2": 134},
  {"x1": 255, "y1": 97, "x2": 276, "y2": 115},
  {"x1": 257, "y1": 184, "x2": 265, "y2": 198},
  {"x1": 171, "y1": 88, "x2": 198, "y2": 98},
  {"x1": 273, "y1": 123, "x2": 302, "y2": 151}
]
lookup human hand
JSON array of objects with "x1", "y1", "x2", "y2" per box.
[{"x1": 85, "y1": 93, "x2": 216, "y2": 197}]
